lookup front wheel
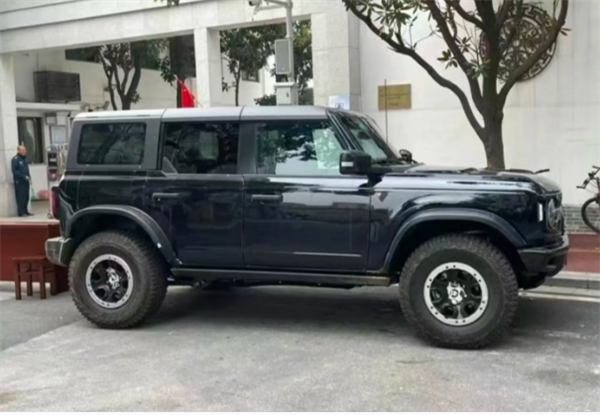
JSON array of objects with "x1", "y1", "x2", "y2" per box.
[
  {"x1": 399, "y1": 234, "x2": 518, "y2": 349},
  {"x1": 581, "y1": 197, "x2": 600, "y2": 234}
]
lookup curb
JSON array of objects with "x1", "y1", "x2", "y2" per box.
[{"x1": 544, "y1": 271, "x2": 600, "y2": 290}]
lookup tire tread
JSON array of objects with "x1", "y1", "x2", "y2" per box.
[
  {"x1": 68, "y1": 230, "x2": 167, "y2": 329},
  {"x1": 399, "y1": 233, "x2": 518, "y2": 349}
]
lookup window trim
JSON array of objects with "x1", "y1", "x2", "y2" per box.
[{"x1": 247, "y1": 118, "x2": 351, "y2": 178}]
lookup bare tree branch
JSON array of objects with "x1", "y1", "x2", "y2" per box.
[
  {"x1": 426, "y1": 1, "x2": 485, "y2": 113},
  {"x1": 344, "y1": 0, "x2": 484, "y2": 138},
  {"x1": 499, "y1": 0, "x2": 569, "y2": 106},
  {"x1": 496, "y1": 0, "x2": 515, "y2": 28},
  {"x1": 445, "y1": 0, "x2": 484, "y2": 29}
]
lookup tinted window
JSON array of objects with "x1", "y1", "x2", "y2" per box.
[
  {"x1": 256, "y1": 120, "x2": 344, "y2": 176},
  {"x1": 336, "y1": 114, "x2": 395, "y2": 161},
  {"x1": 162, "y1": 122, "x2": 239, "y2": 174},
  {"x1": 78, "y1": 123, "x2": 146, "y2": 165}
]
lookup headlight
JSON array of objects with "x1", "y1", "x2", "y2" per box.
[{"x1": 546, "y1": 198, "x2": 563, "y2": 231}]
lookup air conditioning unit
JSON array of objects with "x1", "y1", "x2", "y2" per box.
[{"x1": 34, "y1": 70, "x2": 81, "y2": 103}]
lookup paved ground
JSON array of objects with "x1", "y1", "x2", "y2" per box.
[{"x1": 0, "y1": 284, "x2": 598, "y2": 412}]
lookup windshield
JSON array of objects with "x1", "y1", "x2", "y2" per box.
[{"x1": 335, "y1": 113, "x2": 399, "y2": 162}]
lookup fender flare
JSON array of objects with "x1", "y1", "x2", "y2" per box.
[
  {"x1": 66, "y1": 205, "x2": 179, "y2": 266},
  {"x1": 382, "y1": 208, "x2": 527, "y2": 271}
]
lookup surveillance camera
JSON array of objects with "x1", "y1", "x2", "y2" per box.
[{"x1": 248, "y1": 0, "x2": 262, "y2": 6}]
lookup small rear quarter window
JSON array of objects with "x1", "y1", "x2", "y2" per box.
[{"x1": 77, "y1": 122, "x2": 146, "y2": 165}]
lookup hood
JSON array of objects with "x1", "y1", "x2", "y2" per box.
[{"x1": 401, "y1": 164, "x2": 561, "y2": 194}]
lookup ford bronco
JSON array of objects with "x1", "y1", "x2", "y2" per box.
[{"x1": 45, "y1": 106, "x2": 569, "y2": 349}]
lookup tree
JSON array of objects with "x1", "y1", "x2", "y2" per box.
[
  {"x1": 83, "y1": 40, "x2": 168, "y2": 110},
  {"x1": 157, "y1": 35, "x2": 196, "y2": 107},
  {"x1": 343, "y1": 0, "x2": 569, "y2": 169},
  {"x1": 256, "y1": 20, "x2": 314, "y2": 106},
  {"x1": 221, "y1": 26, "x2": 283, "y2": 106}
]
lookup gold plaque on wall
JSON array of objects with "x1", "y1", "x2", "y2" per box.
[{"x1": 378, "y1": 84, "x2": 411, "y2": 110}]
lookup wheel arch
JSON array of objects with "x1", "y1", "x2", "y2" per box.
[
  {"x1": 384, "y1": 209, "x2": 528, "y2": 283},
  {"x1": 65, "y1": 205, "x2": 179, "y2": 267}
]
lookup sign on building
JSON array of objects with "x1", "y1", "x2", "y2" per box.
[{"x1": 378, "y1": 84, "x2": 411, "y2": 110}]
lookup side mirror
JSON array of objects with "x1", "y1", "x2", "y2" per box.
[
  {"x1": 340, "y1": 150, "x2": 372, "y2": 175},
  {"x1": 399, "y1": 149, "x2": 413, "y2": 163}
]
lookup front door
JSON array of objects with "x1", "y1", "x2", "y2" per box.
[
  {"x1": 151, "y1": 120, "x2": 244, "y2": 267},
  {"x1": 243, "y1": 119, "x2": 371, "y2": 272}
]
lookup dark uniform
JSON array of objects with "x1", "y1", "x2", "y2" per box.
[{"x1": 11, "y1": 153, "x2": 31, "y2": 217}]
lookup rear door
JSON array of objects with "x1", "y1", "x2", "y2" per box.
[
  {"x1": 242, "y1": 118, "x2": 372, "y2": 272},
  {"x1": 147, "y1": 119, "x2": 244, "y2": 268}
]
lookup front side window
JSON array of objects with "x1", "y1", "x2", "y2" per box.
[
  {"x1": 162, "y1": 122, "x2": 240, "y2": 174},
  {"x1": 78, "y1": 122, "x2": 146, "y2": 165},
  {"x1": 336, "y1": 113, "x2": 397, "y2": 162},
  {"x1": 256, "y1": 120, "x2": 344, "y2": 176}
]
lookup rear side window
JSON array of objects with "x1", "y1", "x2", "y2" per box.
[
  {"x1": 78, "y1": 123, "x2": 146, "y2": 165},
  {"x1": 161, "y1": 122, "x2": 240, "y2": 174}
]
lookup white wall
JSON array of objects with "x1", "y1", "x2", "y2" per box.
[
  {"x1": 14, "y1": 50, "x2": 178, "y2": 110},
  {"x1": 359, "y1": 0, "x2": 599, "y2": 205}
]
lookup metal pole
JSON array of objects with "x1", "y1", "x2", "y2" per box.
[
  {"x1": 285, "y1": 0, "x2": 297, "y2": 104},
  {"x1": 384, "y1": 78, "x2": 389, "y2": 143}
]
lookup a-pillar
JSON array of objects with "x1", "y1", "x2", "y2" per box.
[
  {"x1": 0, "y1": 54, "x2": 18, "y2": 218},
  {"x1": 194, "y1": 28, "x2": 224, "y2": 107},
  {"x1": 311, "y1": 5, "x2": 362, "y2": 110}
]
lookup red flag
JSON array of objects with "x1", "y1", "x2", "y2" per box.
[{"x1": 177, "y1": 78, "x2": 195, "y2": 108}]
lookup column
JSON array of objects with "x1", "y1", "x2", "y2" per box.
[
  {"x1": 193, "y1": 27, "x2": 223, "y2": 107},
  {"x1": 0, "y1": 54, "x2": 18, "y2": 217},
  {"x1": 311, "y1": 9, "x2": 362, "y2": 111}
]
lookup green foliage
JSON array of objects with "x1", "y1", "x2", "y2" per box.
[
  {"x1": 220, "y1": 25, "x2": 284, "y2": 106},
  {"x1": 256, "y1": 20, "x2": 313, "y2": 106},
  {"x1": 82, "y1": 40, "x2": 168, "y2": 110},
  {"x1": 343, "y1": 0, "x2": 569, "y2": 168}
]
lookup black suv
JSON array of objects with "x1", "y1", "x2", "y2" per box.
[{"x1": 45, "y1": 106, "x2": 569, "y2": 349}]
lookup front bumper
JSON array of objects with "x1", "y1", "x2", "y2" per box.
[
  {"x1": 518, "y1": 234, "x2": 569, "y2": 278},
  {"x1": 45, "y1": 237, "x2": 75, "y2": 268}
]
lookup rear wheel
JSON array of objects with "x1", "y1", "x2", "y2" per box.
[
  {"x1": 399, "y1": 234, "x2": 518, "y2": 349},
  {"x1": 68, "y1": 230, "x2": 167, "y2": 329},
  {"x1": 581, "y1": 197, "x2": 600, "y2": 234}
]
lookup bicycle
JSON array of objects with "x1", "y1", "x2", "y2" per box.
[{"x1": 577, "y1": 165, "x2": 600, "y2": 233}]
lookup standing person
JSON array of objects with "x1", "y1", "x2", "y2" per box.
[{"x1": 11, "y1": 145, "x2": 34, "y2": 217}]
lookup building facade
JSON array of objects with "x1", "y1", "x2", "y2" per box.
[{"x1": 1, "y1": 0, "x2": 598, "y2": 226}]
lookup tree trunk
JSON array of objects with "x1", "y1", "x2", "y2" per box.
[
  {"x1": 483, "y1": 120, "x2": 506, "y2": 169},
  {"x1": 177, "y1": 84, "x2": 182, "y2": 108},
  {"x1": 234, "y1": 71, "x2": 241, "y2": 106},
  {"x1": 121, "y1": 98, "x2": 131, "y2": 110}
]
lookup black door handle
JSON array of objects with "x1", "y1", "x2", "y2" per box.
[
  {"x1": 153, "y1": 192, "x2": 188, "y2": 201},
  {"x1": 251, "y1": 194, "x2": 283, "y2": 202}
]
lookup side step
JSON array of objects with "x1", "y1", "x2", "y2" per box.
[{"x1": 170, "y1": 268, "x2": 391, "y2": 287}]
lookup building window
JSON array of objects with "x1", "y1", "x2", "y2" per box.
[
  {"x1": 241, "y1": 70, "x2": 259, "y2": 82},
  {"x1": 78, "y1": 123, "x2": 146, "y2": 165},
  {"x1": 65, "y1": 48, "x2": 97, "y2": 63},
  {"x1": 255, "y1": 120, "x2": 344, "y2": 176},
  {"x1": 162, "y1": 122, "x2": 240, "y2": 174},
  {"x1": 17, "y1": 117, "x2": 44, "y2": 164},
  {"x1": 65, "y1": 47, "x2": 159, "y2": 71}
]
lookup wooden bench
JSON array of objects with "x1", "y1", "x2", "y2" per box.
[{"x1": 12, "y1": 256, "x2": 69, "y2": 300}]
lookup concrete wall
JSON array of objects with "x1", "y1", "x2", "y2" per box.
[{"x1": 359, "y1": 0, "x2": 600, "y2": 205}]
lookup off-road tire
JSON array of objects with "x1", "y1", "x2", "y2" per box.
[
  {"x1": 399, "y1": 234, "x2": 518, "y2": 349},
  {"x1": 69, "y1": 230, "x2": 168, "y2": 329}
]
